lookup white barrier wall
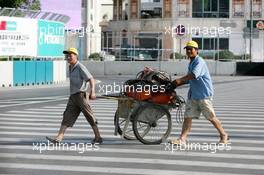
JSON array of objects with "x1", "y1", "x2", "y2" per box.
[
  {"x1": 82, "y1": 61, "x2": 105, "y2": 76},
  {"x1": 215, "y1": 61, "x2": 237, "y2": 75},
  {"x1": 60, "y1": 61, "x2": 67, "y2": 82},
  {"x1": 0, "y1": 61, "x2": 13, "y2": 87},
  {"x1": 161, "y1": 60, "x2": 189, "y2": 75},
  {"x1": 81, "y1": 61, "x2": 237, "y2": 76},
  {"x1": 53, "y1": 61, "x2": 60, "y2": 83},
  {"x1": 104, "y1": 61, "x2": 160, "y2": 75},
  {"x1": 53, "y1": 61, "x2": 67, "y2": 83}
]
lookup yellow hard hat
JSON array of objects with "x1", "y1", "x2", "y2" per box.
[
  {"x1": 63, "y1": 48, "x2": 78, "y2": 55},
  {"x1": 184, "y1": 41, "x2": 199, "y2": 49}
]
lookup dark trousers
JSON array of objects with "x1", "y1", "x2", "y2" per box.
[{"x1": 61, "y1": 92, "x2": 97, "y2": 127}]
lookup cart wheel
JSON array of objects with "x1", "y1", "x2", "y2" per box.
[
  {"x1": 114, "y1": 111, "x2": 136, "y2": 140},
  {"x1": 133, "y1": 104, "x2": 172, "y2": 144},
  {"x1": 175, "y1": 95, "x2": 185, "y2": 124}
]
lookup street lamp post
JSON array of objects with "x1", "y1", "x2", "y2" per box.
[
  {"x1": 81, "y1": 0, "x2": 87, "y2": 60},
  {"x1": 249, "y1": 0, "x2": 253, "y2": 62}
]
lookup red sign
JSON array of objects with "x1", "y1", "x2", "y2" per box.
[
  {"x1": 256, "y1": 21, "x2": 264, "y2": 30},
  {"x1": 0, "y1": 21, "x2": 7, "y2": 30}
]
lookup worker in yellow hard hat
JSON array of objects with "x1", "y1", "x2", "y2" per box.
[
  {"x1": 169, "y1": 40, "x2": 229, "y2": 145},
  {"x1": 46, "y1": 47, "x2": 103, "y2": 144},
  {"x1": 184, "y1": 40, "x2": 199, "y2": 49},
  {"x1": 63, "y1": 47, "x2": 79, "y2": 55}
]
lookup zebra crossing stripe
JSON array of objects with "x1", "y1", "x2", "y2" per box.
[
  {"x1": 1, "y1": 131, "x2": 264, "y2": 140},
  {"x1": 1, "y1": 119, "x2": 263, "y2": 129},
  {"x1": 0, "y1": 163, "x2": 247, "y2": 175},
  {"x1": 6, "y1": 110, "x2": 264, "y2": 117},
  {"x1": 0, "y1": 153, "x2": 263, "y2": 170},
  {"x1": 0, "y1": 125, "x2": 263, "y2": 134},
  {"x1": 0, "y1": 136, "x2": 264, "y2": 144},
  {"x1": 0, "y1": 145, "x2": 263, "y2": 161},
  {"x1": 0, "y1": 92, "x2": 264, "y2": 174},
  {"x1": 3, "y1": 110, "x2": 264, "y2": 119},
  {"x1": 0, "y1": 117, "x2": 263, "y2": 125},
  {"x1": 15, "y1": 104, "x2": 264, "y2": 109}
]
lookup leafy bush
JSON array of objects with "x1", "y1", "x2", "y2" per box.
[
  {"x1": 170, "y1": 52, "x2": 184, "y2": 59},
  {"x1": 0, "y1": 58, "x2": 8, "y2": 61},
  {"x1": 88, "y1": 53, "x2": 101, "y2": 61},
  {"x1": 234, "y1": 54, "x2": 251, "y2": 60},
  {"x1": 217, "y1": 50, "x2": 235, "y2": 60},
  {"x1": 199, "y1": 52, "x2": 214, "y2": 60}
]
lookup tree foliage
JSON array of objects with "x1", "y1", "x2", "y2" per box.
[
  {"x1": 0, "y1": 0, "x2": 26, "y2": 8},
  {"x1": 0, "y1": 0, "x2": 41, "y2": 10}
]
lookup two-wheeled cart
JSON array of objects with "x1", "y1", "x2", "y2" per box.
[{"x1": 102, "y1": 93, "x2": 185, "y2": 145}]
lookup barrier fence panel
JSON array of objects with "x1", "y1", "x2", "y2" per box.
[
  {"x1": 0, "y1": 61, "x2": 66, "y2": 87},
  {"x1": 53, "y1": 60, "x2": 67, "y2": 83},
  {"x1": 13, "y1": 61, "x2": 26, "y2": 86},
  {"x1": 0, "y1": 61, "x2": 13, "y2": 87},
  {"x1": 45, "y1": 61, "x2": 53, "y2": 84},
  {"x1": 35, "y1": 61, "x2": 46, "y2": 85},
  {"x1": 59, "y1": 61, "x2": 67, "y2": 82},
  {"x1": 25, "y1": 61, "x2": 36, "y2": 86},
  {"x1": 53, "y1": 61, "x2": 60, "y2": 83}
]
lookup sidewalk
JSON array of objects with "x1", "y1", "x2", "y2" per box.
[{"x1": 0, "y1": 80, "x2": 69, "y2": 91}]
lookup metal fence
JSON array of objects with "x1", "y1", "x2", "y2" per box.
[{"x1": 66, "y1": 30, "x2": 264, "y2": 62}]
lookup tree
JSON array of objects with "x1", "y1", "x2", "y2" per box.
[
  {"x1": 30, "y1": 0, "x2": 41, "y2": 10},
  {"x1": 0, "y1": 0, "x2": 41, "y2": 10},
  {"x1": 0, "y1": 0, "x2": 26, "y2": 8},
  {"x1": 21, "y1": 0, "x2": 41, "y2": 10}
]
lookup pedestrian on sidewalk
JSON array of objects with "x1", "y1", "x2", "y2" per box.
[
  {"x1": 169, "y1": 41, "x2": 229, "y2": 145},
  {"x1": 46, "y1": 48, "x2": 102, "y2": 144}
]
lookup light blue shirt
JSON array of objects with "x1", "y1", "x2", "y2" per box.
[{"x1": 187, "y1": 55, "x2": 213, "y2": 100}]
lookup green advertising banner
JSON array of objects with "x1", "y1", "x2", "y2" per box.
[{"x1": 38, "y1": 20, "x2": 65, "y2": 57}]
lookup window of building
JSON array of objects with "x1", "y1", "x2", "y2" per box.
[
  {"x1": 102, "y1": 32, "x2": 113, "y2": 53},
  {"x1": 136, "y1": 33, "x2": 162, "y2": 60},
  {"x1": 192, "y1": 38, "x2": 229, "y2": 50},
  {"x1": 164, "y1": 0, "x2": 172, "y2": 18},
  {"x1": 219, "y1": 38, "x2": 229, "y2": 50},
  {"x1": 203, "y1": 38, "x2": 216, "y2": 50},
  {"x1": 232, "y1": 0, "x2": 245, "y2": 17},
  {"x1": 118, "y1": 0, "x2": 122, "y2": 20},
  {"x1": 178, "y1": 0, "x2": 190, "y2": 17},
  {"x1": 141, "y1": 0, "x2": 163, "y2": 18},
  {"x1": 192, "y1": 0, "x2": 229, "y2": 18},
  {"x1": 253, "y1": 0, "x2": 262, "y2": 18},
  {"x1": 131, "y1": 0, "x2": 138, "y2": 19}
]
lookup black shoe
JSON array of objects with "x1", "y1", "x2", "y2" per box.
[
  {"x1": 92, "y1": 137, "x2": 103, "y2": 144},
  {"x1": 46, "y1": 136, "x2": 61, "y2": 144}
]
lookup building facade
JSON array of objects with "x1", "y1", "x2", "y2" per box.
[
  {"x1": 106, "y1": 0, "x2": 264, "y2": 62},
  {"x1": 81, "y1": 0, "x2": 113, "y2": 59}
]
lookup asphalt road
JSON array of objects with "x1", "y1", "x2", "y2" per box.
[{"x1": 0, "y1": 76, "x2": 263, "y2": 175}]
